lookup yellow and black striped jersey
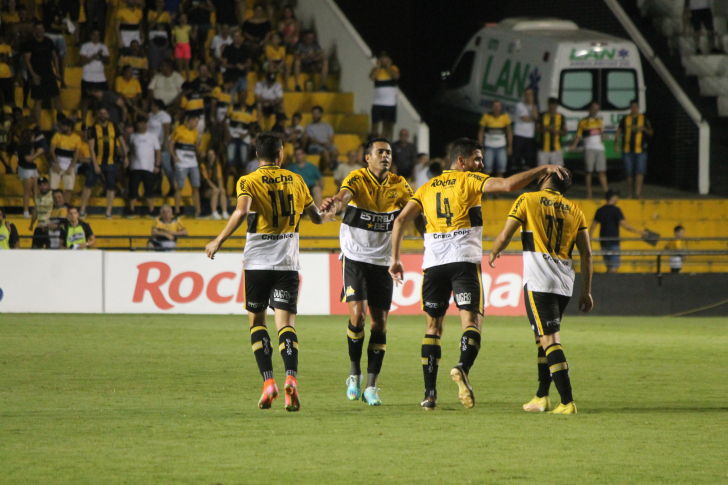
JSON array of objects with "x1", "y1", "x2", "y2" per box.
[
  {"x1": 50, "y1": 132, "x2": 82, "y2": 170},
  {"x1": 170, "y1": 125, "x2": 198, "y2": 168},
  {"x1": 576, "y1": 116, "x2": 604, "y2": 150},
  {"x1": 618, "y1": 114, "x2": 651, "y2": 154},
  {"x1": 117, "y1": 54, "x2": 148, "y2": 79},
  {"x1": 237, "y1": 165, "x2": 315, "y2": 271},
  {"x1": 412, "y1": 169, "x2": 490, "y2": 269},
  {"x1": 538, "y1": 112, "x2": 564, "y2": 152},
  {"x1": 212, "y1": 87, "x2": 232, "y2": 122},
  {"x1": 479, "y1": 113, "x2": 511, "y2": 148},
  {"x1": 181, "y1": 93, "x2": 205, "y2": 117},
  {"x1": 509, "y1": 189, "x2": 587, "y2": 296},
  {"x1": 228, "y1": 106, "x2": 257, "y2": 141},
  {"x1": 339, "y1": 167, "x2": 413, "y2": 266},
  {"x1": 90, "y1": 122, "x2": 119, "y2": 166}
]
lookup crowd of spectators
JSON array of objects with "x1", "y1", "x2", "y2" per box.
[{"x1": 0, "y1": 0, "x2": 342, "y2": 223}]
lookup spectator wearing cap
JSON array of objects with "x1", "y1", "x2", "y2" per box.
[
  {"x1": 370, "y1": 51, "x2": 400, "y2": 141},
  {"x1": 589, "y1": 190, "x2": 649, "y2": 273},
  {"x1": 148, "y1": 204, "x2": 187, "y2": 251},
  {"x1": 255, "y1": 72, "x2": 284, "y2": 121},
  {"x1": 302, "y1": 105, "x2": 338, "y2": 174},
  {"x1": 391, "y1": 128, "x2": 417, "y2": 180},
  {"x1": 29, "y1": 176, "x2": 53, "y2": 248},
  {"x1": 0, "y1": 207, "x2": 20, "y2": 249},
  {"x1": 288, "y1": 147, "x2": 323, "y2": 208},
  {"x1": 50, "y1": 118, "x2": 82, "y2": 204},
  {"x1": 16, "y1": 128, "x2": 45, "y2": 218},
  {"x1": 61, "y1": 206, "x2": 95, "y2": 249},
  {"x1": 148, "y1": 60, "x2": 185, "y2": 109},
  {"x1": 294, "y1": 30, "x2": 329, "y2": 92},
  {"x1": 79, "y1": 28, "x2": 110, "y2": 126},
  {"x1": 127, "y1": 116, "x2": 161, "y2": 217}
]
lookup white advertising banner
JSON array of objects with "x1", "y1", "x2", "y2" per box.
[
  {"x1": 0, "y1": 250, "x2": 103, "y2": 313},
  {"x1": 103, "y1": 252, "x2": 330, "y2": 315}
]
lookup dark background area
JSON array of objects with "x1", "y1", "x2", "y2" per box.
[{"x1": 335, "y1": 0, "x2": 713, "y2": 193}]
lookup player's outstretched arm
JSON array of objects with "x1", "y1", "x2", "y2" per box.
[
  {"x1": 575, "y1": 230, "x2": 594, "y2": 313},
  {"x1": 205, "y1": 195, "x2": 251, "y2": 260},
  {"x1": 305, "y1": 203, "x2": 336, "y2": 224},
  {"x1": 489, "y1": 218, "x2": 521, "y2": 268},
  {"x1": 483, "y1": 165, "x2": 568, "y2": 194},
  {"x1": 320, "y1": 188, "x2": 353, "y2": 217},
  {"x1": 389, "y1": 200, "x2": 422, "y2": 286}
]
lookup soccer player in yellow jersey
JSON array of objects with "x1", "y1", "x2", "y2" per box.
[
  {"x1": 321, "y1": 138, "x2": 425, "y2": 406},
  {"x1": 205, "y1": 133, "x2": 334, "y2": 412},
  {"x1": 489, "y1": 169, "x2": 594, "y2": 415},
  {"x1": 390, "y1": 138, "x2": 567, "y2": 410}
]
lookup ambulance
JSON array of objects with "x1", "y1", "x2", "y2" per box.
[{"x1": 436, "y1": 18, "x2": 645, "y2": 161}]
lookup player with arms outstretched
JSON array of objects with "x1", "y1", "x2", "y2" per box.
[
  {"x1": 489, "y1": 169, "x2": 593, "y2": 414},
  {"x1": 206, "y1": 133, "x2": 333, "y2": 411},
  {"x1": 321, "y1": 138, "x2": 425, "y2": 405},
  {"x1": 390, "y1": 137, "x2": 567, "y2": 410}
]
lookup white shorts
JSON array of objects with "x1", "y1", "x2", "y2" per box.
[
  {"x1": 50, "y1": 170, "x2": 76, "y2": 191},
  {"x1": 18, "y1": 167, "x2": 38, "y2": 181},
  {"x1": 585, "y1": 149, "x2": 607, "y2": 173},
  {"x1": 120, "y1": 30, "x2": 142, "y2": 48},
  {"x1": 538, "y1": 150, "x2": 564, "y2": 166}
]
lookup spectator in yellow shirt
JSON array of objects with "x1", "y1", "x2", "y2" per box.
[
  {"x1": 478, "y1": 100, "x2": 512, "y2": 177},
  {"x1": 264, "y1": 32, "x2": 289, "y2": 89},
  {"x1": 172, "y1": 14, "x2": 192, "y2": 80},
  {"x1": 115, "y1": 65, "x2": 142, "y2": 117},
  {"x1": 665, "y1": 225, "x2": 687, "y2": 273}
]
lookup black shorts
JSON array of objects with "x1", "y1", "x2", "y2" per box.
[
  {"x1": 81, "y1": 80, "x2": 109, "y2": 99},
  {"x1": 129, "y1": 169, "x2": 155, "y2": 199},
  {"x1": 244, "y1": 269, "x2": 299, "y2": 314},
  {"x1": 523, "y1": 284, "x2": 571, "y2": 337},
  {"x1": 371, "y1": 104, "x2": 397, "y2": 124},
  {"x1": 340, "y1": 255, "x2": 393, "y2": 310},
  {"x1": 690, "y1": 8, "x2": 714, "y2": 31},
  {"x1": 421, "y1": 262, "x2": 484, "y2": 318},
  {"x1": 30, "y1": 76, "x2": 60, "y2": 100}
]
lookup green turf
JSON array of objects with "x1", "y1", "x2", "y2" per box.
[{"x1": 1, "y1": 314, "x2": 726, "y2": 484}]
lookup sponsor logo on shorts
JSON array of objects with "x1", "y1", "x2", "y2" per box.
[
  {"x1": 262, "y1": 234, "x2": 294, "y2": 241},
  {"x1": 455, "y1": 292, "x2": 472, "y2": 305},
  {"x1": 545, "y1": 318, "x2": 561, "y2": 327},
  {"x1": 248, "y1": 301, "x2": 265, "y2": 309},
  {"x1": 424, "y1": 301, "x2": 441, "y2": 309},
  {"x1": 273, "y1": 289, "x2": 291, "y2": 303},
  {"x1": 345, "y1": 286, "x2": 355, "y2": 297}
]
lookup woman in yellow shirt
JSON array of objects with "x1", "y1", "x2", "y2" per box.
[
  {"x1": 200, "y1": 149, "x2": 228, "y2": 220},
  {"x1": 172, "y1": 14, "x2": 192, "y2": 80},
  {"x1": 264, "y1": 32, "x2": 289, "y2": 90},
  {"x1": 115, "y1": 65, "x2": 142, "y2": 117}
]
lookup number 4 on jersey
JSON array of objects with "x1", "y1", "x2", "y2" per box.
[
  {"x1": 268, "y1": 190, "x2": 295, "y2": 228},
  {"x1": 436, "y1": 193, "x2": 454, "y2": 227}
]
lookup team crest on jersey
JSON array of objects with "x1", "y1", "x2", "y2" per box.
[
  {"x1": 387, "y1": 189, "x2": 398, "y2": 198},
  {"x1": 345, "y1": 286, "x2": 355, "y2": 297}
]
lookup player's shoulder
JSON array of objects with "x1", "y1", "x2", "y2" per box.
[{"x1": 343, "y1": 167, "x2": 367, "y2": 184}]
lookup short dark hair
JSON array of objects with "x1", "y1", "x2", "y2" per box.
[
  {"x1": 364, "y1": 138, "x2": 390, "y2": 157},
  {"x1": 674, "y1": 225, "x2": 684, "y2": 232},
  {"x1": 67, "y1": 206, "x2": 79, "y2": 213},
  {"x1": 0, "y1": 206, "x2": 5, "y2": 218},
  {"x1": 60, "y1": 117, "x2": 74, "y2": 128},
  {"x1": 312, "y1": 105, "x2": 323, "y2": 113},
  {"x1": 292, "y1": 112, "x2": 302, "y2": 120},
  {"x1": 548, "y1": 168, "x2": 572, "y2": 194},
  {"x1": 548, "y1": 97, "x2": 559, "y2": 105},
  {"x1": 448, "y1": 137, "x2": 481, "y2": 163},
  {"x1": 52, "y1": 188, "x2": 64, "y2": 196},
  {"x1": 630, "y1": 99, "x2": 639, "y2": 106},
  {"x1": 255, "y1": 132, "x2": 283, "y2": 162},
  {"x1": 136, "y1": 115, "x2": 148, "y2": 124},
  {"x1": 153, "y1": 99, "x2": 165, "y2": 110}
]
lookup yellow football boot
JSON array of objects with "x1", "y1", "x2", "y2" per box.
[
  {"x1": 523, "y1": 396, "x2": 551, "y2": 412},
  {"x1": 549, "y1": 401, "x2": 577, "y2": 414}
]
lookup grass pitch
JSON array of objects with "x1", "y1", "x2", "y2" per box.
[{"x1": 1, "y1": 314, "x2": 726, "y2": 484}]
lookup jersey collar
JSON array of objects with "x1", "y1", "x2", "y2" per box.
[
  {"x1": 258, "y1": 164, "x2": 281, "y2": 170},
  {"x1": 543, "y1": 188, "x2": 562, "y2": 195},
  {"x1": 365, "y1": 168, "x2": 389, "y2": 185}
]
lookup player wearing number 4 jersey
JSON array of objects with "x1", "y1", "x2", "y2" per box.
[
  {"x1": 206, "y1": 133, "x2": 334, "y2": 412},
  {"x1": 321, "y1": 138, "x2": 425, "y2": 406},
  {"x1": 490, "y1": 169, "x2": 594, "y2": 415},
  {"x1": 391, "y1": 137, "x2": 568, "y2": 410}
]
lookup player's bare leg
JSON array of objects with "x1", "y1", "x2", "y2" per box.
[
  {"x1": 362, "y1": 306, "x2": 387, "y2": 405},
  {"x1": 248, "y1": 312, "x2": 278, "y2": 409},
  {"x1": 274, "y1": 309, "x2": 300, "y2": 412},
  {"x1": 450, "y1": 310, "x2": 481, "y2": 409},
  {"x1": 345, "y1": 300, "x2": 367, "y2": 400},
  {"x1": 421, "y1": 315, "x2": 444, "y2": 409},
  {"x1": 523, "y1": 335, "x2": 552, "y2": 412},
  {"x1": 540, "y1": 332, "x2": 576, "y2": 414}
]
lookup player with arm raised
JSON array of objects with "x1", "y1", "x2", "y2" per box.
[
  {"x1": 489, "y1": 169, "x2": 593, "y2": 415},
  {"x1": 320, "y1": 138, "x2": 425, "y2": 406},
  {"x1": 390, "y1": 137, "x2": 567, "y2": 410},
  {"x1": 205, "y1": 133, "x2": 333, "y2": 412}
]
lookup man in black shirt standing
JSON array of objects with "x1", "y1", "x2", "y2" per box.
[
  {"x1": 221, "y1": 30, "x2": 251, "y2": 100},
  {"x1": 391, "y1": 128, "x2": 417, "y2": 180},
  {"x1": 24, "y1": 22, "x2": 64, "y2": 125},
  {"x1": 590, "y1": 190, "x2": 647, "y2": 273}
]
